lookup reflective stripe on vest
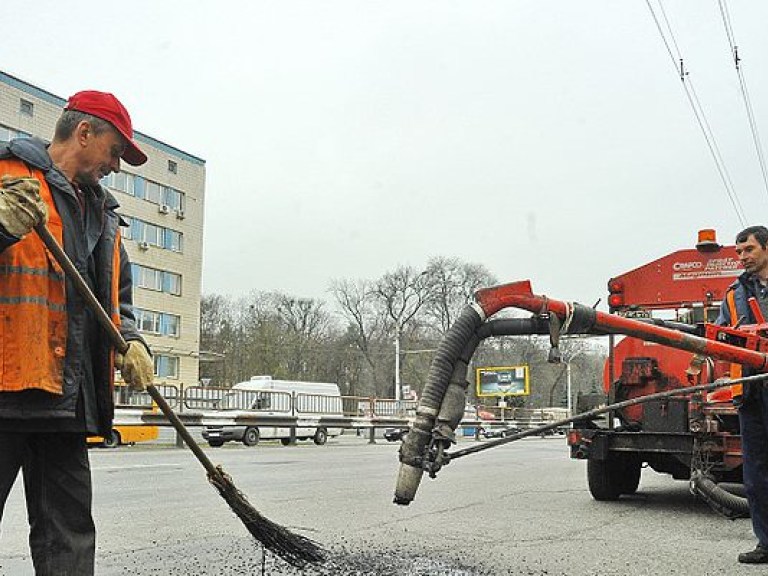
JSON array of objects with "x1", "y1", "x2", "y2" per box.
[
  {"x1": 725, "y1": 288, "x2": 744, "y2": 397},
  {"x1": 0, "y1": 158, "x2": 66, "y2": 393}
]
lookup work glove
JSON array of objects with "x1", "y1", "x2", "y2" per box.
[
  {"x1": 0, "y1": 175, "x2": 49, "y2": 238},
  {"x1": 116, "y1": 341, "x2": 154, "y2": 391}
]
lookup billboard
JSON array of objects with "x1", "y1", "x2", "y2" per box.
[{"x1": 476, "y1": 365, "x2": 529, "y2": 397}]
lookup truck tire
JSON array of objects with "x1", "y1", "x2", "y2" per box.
[
  {"x1": 242, "y1": 427, "x2": 260, "y2": 447},
  {"x1": 313, "y1": 428, "x2": 328, "y2": 445},
  {"x1": 618, "y1": 454, "x2": 642, "y2": 495},
  {"x1": 103, "y1": 430, "x2": 121, "y2": 449},
  {"x1": 587, "y1": 456, "x2": 623, "y2": 501}
]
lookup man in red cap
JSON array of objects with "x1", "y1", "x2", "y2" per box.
[{"x1": 0, "y1": 90, "x2": 154, "y2": 575}]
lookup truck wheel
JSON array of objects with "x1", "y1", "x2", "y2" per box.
[
  {"x1": 242, "y1": 427, "x2": 260, "y2": 447},
  {"x1": 618, "y1": 454, "x2": 642, "y2": 495},
  {"x1": 587, "y1": 457, "x2": 623, "y2": 501},
  {"x1": 313, "y1": 428, "x2": 328, "y2": 445},
  {"x1": 103, "y1": 430, "x2": 121, "y2": 449}
]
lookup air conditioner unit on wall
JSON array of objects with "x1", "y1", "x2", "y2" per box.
[
  {"x1": 158, "y1": 204, "x2": 170, "y2": 214},
  {"x1": 138, "y1": 241, "x2": 150, "y2": 250}
]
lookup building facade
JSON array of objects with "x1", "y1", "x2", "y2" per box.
[{"x1": 0, "y1": 70, "x2": 206, "y2": 387}]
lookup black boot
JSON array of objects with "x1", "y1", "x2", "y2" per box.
[{"x1": 738, "y1": 546, "x2": 768, "y2": 564}]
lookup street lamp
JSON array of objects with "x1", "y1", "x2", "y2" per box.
[
  {"x1": 395, "y1": 327, "x2": 401, "y2": 401},
  {"x1": 563, "y1": 349, "x2": 585, "y2": 417}
]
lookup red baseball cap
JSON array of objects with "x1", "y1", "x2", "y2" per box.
[{"x1": 65, "y1": 90, "x2": 148, "y2": 166}]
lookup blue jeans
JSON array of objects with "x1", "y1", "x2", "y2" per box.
[
  {"x1": 740, "y1": 386, "x2": 768, "y2": 548},
  {"x1": 0, "y1": 432, "x2": 95, "y2": 576}
]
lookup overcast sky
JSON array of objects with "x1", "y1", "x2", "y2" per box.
[{"x1": 7, "y1": 1, "x2": 768, "y2": 309}]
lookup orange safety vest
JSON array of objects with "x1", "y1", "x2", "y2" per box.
[
  {"x1": 725, "y1": 288, "x2": 744, "y2": 399},
  {"x1": 0, "y1": 159, "x2": 67, "y2": 394}
]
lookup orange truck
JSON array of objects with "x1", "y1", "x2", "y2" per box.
[{"x1": 566, "y1": 230, "x2": 747, "y2": 513}]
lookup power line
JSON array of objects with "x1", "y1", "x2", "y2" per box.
[
  {"x1": 717, "y1": 0, "x2": 768, "y2": 205},
  {"x1": 645, "y1": 0, "x2": 747, "y2": 226}
]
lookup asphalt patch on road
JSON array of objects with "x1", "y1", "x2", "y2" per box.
[
  {"x1": 268, "y1": 545, "x2": 496, "y2": 576},
  {"x1": 98, "y1": 536, "x2": 502, "y2": 575}
]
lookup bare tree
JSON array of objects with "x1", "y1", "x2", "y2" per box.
[
  {"x1": 372, "y1": 266, "x2": 433, "y2": 397},
  {"x1": 199, "y1": 294, "x2": 237, "y2": 386},
  {"x1": 274, "y1": 294, "x2": 329, "y2": 338},
  {"x1": 329, "y1": 278, "x2": 389, "y2": 395},
  {"x1": 423, "y1": 257, "x2": 497, "y2": 334},
  {"x1": 273, "y1": 293, "x2": 330, "y2": 378},
  {"x1": 373, "y1": 266, "x2": 430, "y2": 331}
]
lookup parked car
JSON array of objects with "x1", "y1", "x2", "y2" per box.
[
  {"x1": 479, "y1": 424, "x2": 521, "y2": 439},
  {"x1": 384, "y1": 427, "x2": 409, "y2": 442}
]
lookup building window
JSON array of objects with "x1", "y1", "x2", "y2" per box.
[
  {"x1": 155, "y1": 354, "x2": 179, "y2": 378},
  {"x1": 166, "y1": 187, "x2": 185, "y2": 211},
  {"x1": 162, "y1": 313, "x2": 180, "y2": 337},
  {"x1": 163, "y1": 271, "x2": 182, "y2": 295},
  {"x1": 0, "y1": 124, "x2": 31, "y2": 142},
  {"x1": 134, "y1": 308, "x2": 181, "y2": 338},
  {"x1": 164, "y1": 229, "x2": 183, "y2": 252},
  {"x1": 106, "y1": 172, "x2": 186, "y2": 211},
  {"x1": 135, "y1": 309, "x2": 161, "y2": 334},
  {"x1": 102, "y1": 171, "x2": 136, "y2": 196},
  {"x1": 168, "y1": 160, "x2": 177, "y2": 174},
  {"x1": 127, "y1": 217, "x2": 183, "y2": 253},
  {"x1": 145, "y1": 181, "x2": 163, "y2": 204},
  {"x1": 143, "y1": 223, "x2": 163, "y2": 247},
  {"x1": 131, "y1": 263, "x2": 182, "y2": 296},
  {"x1": 135, "y1": 308, "x2": 181, "y2": 337},
  {"x1": 19, "y1": 99, "x2": 33, "y2": 117},
  {"x1": 121, "y1": 216, "x2": 133, "y2": 240}
]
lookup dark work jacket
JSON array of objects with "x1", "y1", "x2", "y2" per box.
[{"x1": 0, "y1": 137, "x2": 144, "y2": 436}]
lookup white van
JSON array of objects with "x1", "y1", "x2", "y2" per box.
[{"x1": 202, "y1": 376, "x2": 343, "y2": 447}]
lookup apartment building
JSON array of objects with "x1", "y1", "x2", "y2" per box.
[{"x1": 0, "y1": 70, "x2": 206, "y2": 387}]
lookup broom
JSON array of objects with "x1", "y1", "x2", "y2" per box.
[{"x1": 35, "y1": 224, "x2": 325, "y2": 568}]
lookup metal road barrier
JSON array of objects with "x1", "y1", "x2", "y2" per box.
[
  {"x1": 115, "y1": 383, "x2": 180, "y2": 409},
  {"x1": 182, "y1": 386, "x2": 225, "y2": 409},
  {"x1": 110, "y1": 384, "x2": 549, "y2": 440}
]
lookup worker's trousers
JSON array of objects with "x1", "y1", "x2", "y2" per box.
[
  {"x1": 0, "y1": 432, "x2": 95, "y2": 576},
  {"x1": 740, "y1": 387, "x2": 768, "y2": 549}
]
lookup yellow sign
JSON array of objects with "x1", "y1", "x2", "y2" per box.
[{"x1": 476, "y1": 365, "x2": 529, "y2": 397}]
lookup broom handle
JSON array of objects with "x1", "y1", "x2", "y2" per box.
[{"x1": 35, "y1": 224, "x2": 220, "y2": 478}]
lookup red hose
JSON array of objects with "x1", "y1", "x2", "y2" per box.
[{"x1": 474, "y1": 281, "x2": 768, "y2": 371}]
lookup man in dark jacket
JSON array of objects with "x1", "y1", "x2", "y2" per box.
[
  {"x1": 717, "y1": 225, "x2": 768, "y2": 564},
  {"x1": 0, "y1": 91, "x2": 154, "y2": 576}
]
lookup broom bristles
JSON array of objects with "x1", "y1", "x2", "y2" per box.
[{"x1": 208, "y1": 466, "x2": 326, "y2": 567}]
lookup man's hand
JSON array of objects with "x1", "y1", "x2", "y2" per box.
[
  {"x1": 0, "y1": 176, "x2": 49, "y2": 238},
  {"x1": 116, "y1": 341, "x2": 154, "y2": 391}
]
